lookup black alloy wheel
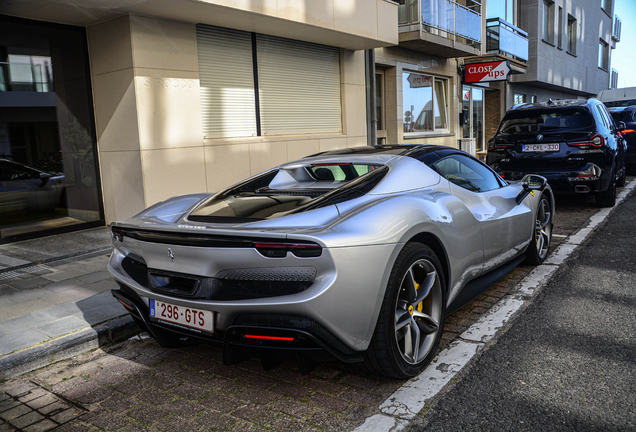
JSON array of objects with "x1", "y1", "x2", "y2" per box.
[{"x1": 363, "y1": 243, "x2": 445, "y2": 379}]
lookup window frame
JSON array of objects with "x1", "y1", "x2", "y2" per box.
[
  {"x1": 598, "y1": 39, "x2": 609, "y2": 71},
  {"x1": 402, "y1": 71, "x2": 450, "y2": 137},
  {"x1": 567, "y1": 15, "x2": 577, "y2": 55},
  {"x1": 542, "y1": 0, "x2": 555, "y2": 44}
]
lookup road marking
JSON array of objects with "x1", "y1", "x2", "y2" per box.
[{"x1": 354, "y1": 179, "x2": 636, "y2": 432}]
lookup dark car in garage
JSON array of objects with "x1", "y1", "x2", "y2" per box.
[
  {"x1": 608, "y1": 105, "x2": 636, "y2": 174},
  {"x1": 487, "y1": 98, "x2": 626, "y2": 207}
]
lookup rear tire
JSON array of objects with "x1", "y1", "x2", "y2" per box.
[
  {"x1": 596, "y1": 170, "x2": 617, "y2": 207},
  {"x1": 363, "y1": 243, "x2": 445, "y2": 379},
  {"x1": 524, "y1": 194, "x2": 552, "y2": 265},
  {"x1": 617, "y1": 168, "x2": 626, "y2": 187}
]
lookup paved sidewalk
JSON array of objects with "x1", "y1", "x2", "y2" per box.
[{"x1": 0, "y1": 227, "x2": 137, "y2": 381}]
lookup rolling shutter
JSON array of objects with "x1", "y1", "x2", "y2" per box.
[
  {"x1": 196, "y1": 25, "x2": 257, "y2": 138},
  {"x1": 256, "y1": 34, "x2": 342, "y2": 136}
]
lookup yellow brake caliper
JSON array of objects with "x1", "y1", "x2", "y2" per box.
[{"x1": 409, "y1": 281, "x2": 424, "y2": 316}]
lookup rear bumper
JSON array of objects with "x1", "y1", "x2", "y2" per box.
[
  {"x1": 111, "y1": 286, "x2": 363, "y2": 363},
  {"x1": 494, "y1": 164, "x2": 610, "y2": 193}
]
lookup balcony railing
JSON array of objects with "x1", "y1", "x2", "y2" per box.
[
  {"x1": 399, "y1": 0, "x2": 482, "y2": 46},
  {"x1": 486, "y1": 18, "x2": 528, "y2": 62},
  {"x1": 0, "y1": 60, "x2": 54, "y2": 93}
]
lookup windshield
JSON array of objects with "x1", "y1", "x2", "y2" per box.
[{"x1": 499, "y1": 108, "x2": 593, "y2": 134}]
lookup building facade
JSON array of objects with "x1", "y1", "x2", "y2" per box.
[
  {"x1": 0, "y1": 0, "x2": 618, "y2": 242},
  {"x1": 471, "y1": 0, "x2": 619, "y2": 151},
  {"x1": 0, "y1": 0, "x2": 398, "y2": 241}
]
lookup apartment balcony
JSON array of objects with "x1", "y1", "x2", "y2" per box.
[
  {"x1": 398, "y1": 0, "x2": 481, "y2": 58},
  {"x1": 485, "y1": 18, "x2": 528, "y2": 63}
]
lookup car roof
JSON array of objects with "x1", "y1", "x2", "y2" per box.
[
  {"x1": 608, "y1": 105, "x2": 636, "y2": 112},
  {"x1": 509, "y1": 98, "x2": 598, "y2": 112}
]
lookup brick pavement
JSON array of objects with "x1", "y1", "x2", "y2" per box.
[{"x1": 1, "y1": 183, "x2": 632, "y2": 432}]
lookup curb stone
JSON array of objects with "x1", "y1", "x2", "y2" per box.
[{"x1": 0, "y1": 316, "x2": 139, "y2": 382}]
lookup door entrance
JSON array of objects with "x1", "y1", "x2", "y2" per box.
[{"x1": 461, "y1": 86, "x2": 485, "y2": 160}]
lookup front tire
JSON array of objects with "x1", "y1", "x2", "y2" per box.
[
  {"x1": 363, "y1": 243, "x2": 445, "y2": 379},
  {"x1": 525, "y1": 194, "x2": 552, "y2": 264}
]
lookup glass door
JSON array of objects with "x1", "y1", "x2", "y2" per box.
[{"x1": 460, "y1": 86, "x2": 485, "y2": 159}]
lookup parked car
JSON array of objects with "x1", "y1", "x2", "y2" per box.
[
  {"x1": 0, "y1": 158, "x2": 65, "y2": 213},
  {"x1": 608, "y1": 105, "x2": 636, "y2": 174},
  {"x1": 109, "y1": 145, "x2": 554, "y2": 378},
  {"x1": 487, "y1": 98, "x2": 627, "y2": 207}
]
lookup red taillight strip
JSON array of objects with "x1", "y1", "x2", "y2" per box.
[
  {"x1": 244, "y1": 335, "x2": 295, "y2": 342},
  {"x1": 622, "y1": 129, "x2": 636, "y2": 134},
  {"x1": 254, "y1": 242, "x2": 320, "y2": 250}
]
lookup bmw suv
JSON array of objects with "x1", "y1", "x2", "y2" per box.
[{"x1": 487, "y1": 98, "x2": 626, "y2": 207}]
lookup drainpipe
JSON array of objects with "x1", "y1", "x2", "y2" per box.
[{"x1": 365, "y1": 49, "x2": 377, "y2": 146}]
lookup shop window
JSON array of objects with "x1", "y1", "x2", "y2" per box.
[
  {"x1": 0, "y1": 16, "x2": 103, "y2": 243},
  {"x1": 567, "y1": 15, "x2": 577, "y2": 54},
  {"x1": 514, "y1": 94, "x2": 526, "y2": 105},
  {"x1": 402, "y1": 72, "x2": 449, "y2": 135},
  {"x1": 196, "y1": 25, "x2": 341, "y2": 139}
]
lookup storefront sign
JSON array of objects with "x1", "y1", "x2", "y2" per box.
[
  {"x1": 465, "y1": 61, "x2": 511, "y2": 83},
  {"x1": 407, "y1": 74, "x2": 433, "y2": 88}
]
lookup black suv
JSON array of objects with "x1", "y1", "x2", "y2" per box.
[{"x1": 487, "y1": 98, "x2": 627, "y2": 207}]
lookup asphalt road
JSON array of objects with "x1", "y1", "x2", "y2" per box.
[{"x1": 405, "y1": 191, "x2": 636, "y2": 431}]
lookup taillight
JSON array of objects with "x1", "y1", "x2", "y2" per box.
[
  {"x1": 244, "y1": 334, "x2": 295, "y2": 342},
  {"x1": 111, "y1": 227, "x2": 126, "y2": 242},
  {"x1": 567, "y1": 134, "x2": 604, "y2": 148},
  {"x1": 254, "y1": 242, "x2": 322, "y2": 258},
  {"x1": 621, "y1": 129, "x2": 636, "y2": 134},
  {"x1": 487, "y1": 140, "x2": 514, "y2": 150}
]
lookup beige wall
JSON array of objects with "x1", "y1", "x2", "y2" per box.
[
  {"x1": 375, "y1": 46, "x2": 460, "y2": 148},
  {"x1": 89, "y1": 15, "x2": 368, "y2": 223}
]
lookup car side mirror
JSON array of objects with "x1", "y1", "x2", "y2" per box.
[
  {"x1": 516, "y1": 174, "x2": 547, "y2": 204},
  {"x1": 39, "y1": 172, "x2": 51, "y2": 187},
  {"x1": 618, "y1": 121, "x2": 627, "y2": 131}
]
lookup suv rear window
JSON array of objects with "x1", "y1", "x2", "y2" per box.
[{"x1": 499, "y1": 108, "x2": 593, "y2": 134}]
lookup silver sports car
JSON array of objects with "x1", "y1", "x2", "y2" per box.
[{"x1": 109, "y1": 145, "x2": 554, "y2": 378}]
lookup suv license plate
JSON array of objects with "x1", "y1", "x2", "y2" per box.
[
  {"x1": 150, "y1": 299, "x2": 214, "y2": 333},
  {"x1": 522, "y1": 144, "x2": 559, "y2": 152}
]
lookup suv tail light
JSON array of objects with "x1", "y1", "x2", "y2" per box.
[
  {"x1": 567, "y1": 134, "x2": 604, "y2": 148},
  {"x1": 487, "y1": 140, "x2": 514, "y2": 150}
]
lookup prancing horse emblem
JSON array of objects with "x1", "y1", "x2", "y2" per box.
[{"x1": 168, "y1": 248, "x2": 174, "y2": 262}]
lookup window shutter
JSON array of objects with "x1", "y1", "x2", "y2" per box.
[
  {"x1": 256, "y1": 34, "x2": 342, "y2": 136},
  {"x1": 196, "y1": 25, "x2": 257, "y2": 138}
]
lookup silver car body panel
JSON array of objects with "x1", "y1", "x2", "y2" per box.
[{"x1": 108, "y1": 146, "x2": 552, "y2": 352}]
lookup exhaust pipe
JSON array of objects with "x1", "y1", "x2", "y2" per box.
[{"x1": 575, "y1": 185, "x2": 590, "y2": 193}]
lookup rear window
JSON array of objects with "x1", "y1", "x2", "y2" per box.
[
  {"x1": 307, "y1": 164, "x2": 382, "y2": 182},
  {"x1": 499, "y1": 108, "x2": 593, "y2": 133}
]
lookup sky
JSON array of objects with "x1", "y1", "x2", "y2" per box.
[{"x1": 611, "y1": 0, "x2": 636, "y2": 88}]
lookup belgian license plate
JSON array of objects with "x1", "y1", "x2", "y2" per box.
[
  {"x1": 149, "y1": 299, "x2": 214, "y2": 333},
  {"x1": 522, "y1": 143, "x2": 559, "y2": 152}
]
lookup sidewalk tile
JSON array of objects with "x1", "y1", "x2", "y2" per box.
[{"x1": 34, "y1": 316, "x2": 89, "y2": 338}]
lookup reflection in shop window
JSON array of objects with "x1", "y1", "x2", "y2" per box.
[
  {"x1": 0, "y1": 16, "x2": 103, "y2": 242},
  {"x1": 403, "y1": 72, "x2": 448, "y2": 134}
]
